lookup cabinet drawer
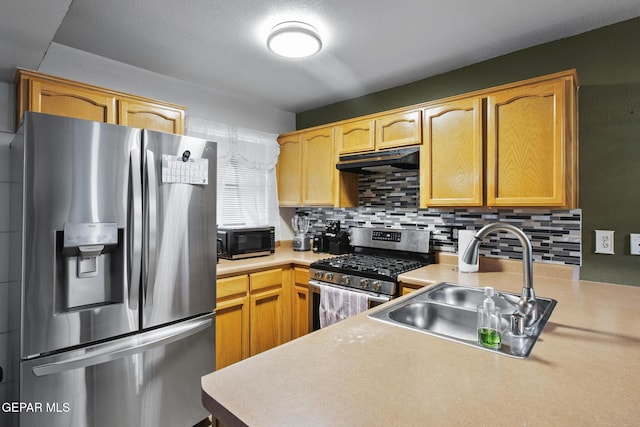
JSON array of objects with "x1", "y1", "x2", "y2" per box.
[
  {"x1": 250, "y1": 268, "x2": 283, "y2": 292},
  {"x1": 217, "y1": 275, "x2": 249, "y2": 299}
]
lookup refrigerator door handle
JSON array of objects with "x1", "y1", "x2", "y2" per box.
[
  {"x1": 31, "y1": 315, "x2": 213, "y2": 377},
  {"x1": 144, "y1": 149, "x2": 158, "y2": 305},
  {"x1": 128, "y1": 148, "x2": 143, "y2": 310}
]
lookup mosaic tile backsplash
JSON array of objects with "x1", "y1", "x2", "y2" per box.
[{"x1": 298, "y1": 170, "x2": 582, "y2": 266}]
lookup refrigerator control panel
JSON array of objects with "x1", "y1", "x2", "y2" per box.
[{"x1": 63, "y1": 223, "x2": 118, "y2": 248}]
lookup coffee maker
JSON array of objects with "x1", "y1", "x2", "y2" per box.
[
  {"x1": 325, "y1": 221, "x2": 351, "y2": 255},
  {"x1": 291, "y1": 213, "x2": 311, "y2": 251}
]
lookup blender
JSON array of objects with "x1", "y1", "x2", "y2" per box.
[{"x1": 291, "y1": 213, "x2": 311, "y2": 251}]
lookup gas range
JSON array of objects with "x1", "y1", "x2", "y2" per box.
[{"x1": 309, "y1": 227, "x2": 433, "y2": 297}]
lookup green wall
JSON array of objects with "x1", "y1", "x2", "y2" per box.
[{"x1": 297, "y1": 17, "x2": 640, "y2": 286}]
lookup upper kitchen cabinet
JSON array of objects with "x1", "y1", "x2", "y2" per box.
[
  {"x1": 118, "y1": 98, "x2": 185, "y2": 135},
  {"x1": 335, "y1": 118, "x2": 375, "y2": 154},
  {"x1": 16, "y1": 72, "x2": 117, "y2": 124},
  {"x1": 276, "y1": 134, "x2": 304, "y2": 206},
  {"x1": 421, "y1": 96, "x2": 484, "y2": 207},
  {"x1": 336, "y1": 110, "x2": 422, "y2": 155},
  {"x1": 376, "y1": 110, "x2": 422, "y2": 150},
  {"x1": 15, "y1": 69, "x2": 186, "y2": 134},
  {"x1": 301, "y1": 127, "x2": 335, "y2": 206},
  {"x1": 277, "y1": 127, "x2": 358, "y2": 207},
  {"x1": 486, "y1": 72, "x2": 577, "y2": 207}
]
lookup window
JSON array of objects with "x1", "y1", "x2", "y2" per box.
[{"x1": 186, "y1": 117, "x2": 280, "y2": 238}]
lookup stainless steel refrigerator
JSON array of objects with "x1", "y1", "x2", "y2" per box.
[{"x1": 10, "y1": 112, "x2": 216, "y2": 427}]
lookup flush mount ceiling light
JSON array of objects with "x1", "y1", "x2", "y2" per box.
[{"x1": 267, "y1": 21, "x2": 322, "y2": 58}]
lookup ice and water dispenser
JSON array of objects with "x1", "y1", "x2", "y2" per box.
[{"x1": 56, "y1": 222, "x2": 124, "y2": 311}]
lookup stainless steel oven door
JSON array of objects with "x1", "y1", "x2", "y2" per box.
[{"x1": 308, "y1": 279, "x2": 392, "y2": 332}]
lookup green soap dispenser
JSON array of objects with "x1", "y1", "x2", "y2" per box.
[{"x1": 477, "y1": 287, "x2": 502, "y2": 349}]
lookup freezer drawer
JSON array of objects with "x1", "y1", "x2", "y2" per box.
[{"x1": 19, "y1": 313, "x2": 214, "y2": 427}]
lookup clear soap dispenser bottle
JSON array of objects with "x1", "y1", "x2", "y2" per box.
[{"x1": 477, "y1": 287, "x2": 502, "y2": 349}]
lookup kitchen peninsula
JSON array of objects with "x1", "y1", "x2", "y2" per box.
[{"x1": 203, "y1": 258, "x2": 640, "y2": 426}]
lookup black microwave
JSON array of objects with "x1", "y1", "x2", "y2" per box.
[{"x1": 217, "y1": 226, "x2": 275, "y2": 260}]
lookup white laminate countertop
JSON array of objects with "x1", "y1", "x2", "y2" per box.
[{"x1": 204, "y1": 251, "x2": 640, "y2": 426}]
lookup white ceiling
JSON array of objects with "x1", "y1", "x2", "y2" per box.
[{"x1": 1, "y1": 0, "x2": 639, "y2": 113}]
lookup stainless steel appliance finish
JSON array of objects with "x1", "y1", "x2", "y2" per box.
[
  {"x1": 217, "y1": 226, "x2": 275, "y2": 260},
  {"x1": 291, "y1": 213, "x2": 311, "y2": 251},
  {"x1": 309, "y1": 227, "x2": 433, "y2": 331},
  {"x1": 11, "y1": 112, "x2": 216, "y2": 427},
  {"x1": 335, "y1": 146, "x2": 419, "y2": 174},
  {"x1": 368, "y1": 282, "x2": 557, "y2": 359}
]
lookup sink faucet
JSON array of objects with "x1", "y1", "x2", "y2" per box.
[{"x1": 461, "y1": 223, "x2": 538, "y2": 327}]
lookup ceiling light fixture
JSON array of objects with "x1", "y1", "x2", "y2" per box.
[{"x1": 267, "y1": 21, "x2": 322, "y2": 58}]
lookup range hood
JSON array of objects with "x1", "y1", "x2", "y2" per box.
[{"x1": 336, "y1": 147, "x2": 419, "y2": 174}]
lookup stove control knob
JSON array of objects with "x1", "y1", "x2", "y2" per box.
[
  {"x1": 326, "y1": 272, "x2": 334, "y2": 281},
  {"x1": 314, "y1": 270, "x2": 324, "y2": 280},
  {"x1": 359, "y1": 279, "x2": 369, "y2": 289},
  {"x1": 341, "y1": 275, "x2": 351, "y2": 285},
  {"x1": 372, "y1": 281, "x2": 381, "y2": 292}
]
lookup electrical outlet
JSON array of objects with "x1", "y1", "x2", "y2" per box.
[
  {"x1": 630, "y1": 234, "x2": 640, "y2": 255},
  {"x1": 595, "y1": 230, "x2": 615, "y2": 254}
]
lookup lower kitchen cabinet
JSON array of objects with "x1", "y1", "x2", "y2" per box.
[
  {"x1": 291, "y1": 267, "x2": 310, "y2": 340},
  {"x1": 249, "y1": 268, "x2": 289, "y2": 356},
  {"x1": 399, "y1": 282, "x2": 423, "y2": 296},
  {"x1": 215, "y1": 275, "x2": 250, "y2": 371},
  {"x1": 216, "y1": 267, "x2": 293, "y2": 368}
]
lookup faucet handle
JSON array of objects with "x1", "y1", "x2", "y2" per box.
[{"x1": 510, "y1": 312, "x2": 526, "y2": 336}]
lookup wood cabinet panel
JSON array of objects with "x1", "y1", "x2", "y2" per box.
[
  {"x1": 335, "y1": 119, "x2": 375, "y2": 154},
  {"x1": 250, "y1": 268, "x2": 284, "y2": 292},
  {"x1": 249, "y1": 287, "x2": 284, "y2": 356},
  {"x1": 215, "y1": 295, "x2": 249, "y2": 370},
  {"x1": 376, "y1": 110, "x2": 422, "y2": 149},
  {"x1": 421, "y1": 97, "x2": 483, "y2": 207},
  {"x1": 118, "y1": 98, "x2": 185, "y2": 134},
  {"x1": 215, "y1": 275, "x2": 250, "y2": 370},
  {"x1": 487, "y1": 77, "x2": 575, "y2": 207},
  {"x1": 15, "y1": 69, "x2": 186, "y2": 134},
  {"x1": 301, "y1": 128, "x2": 334, "y2": 206},
  {"x1": 291, "y1": 267, "x2": 309, "y2": 340},
  {"x1": 28, "y1": 79, "x2": 116, "y2": 124},
  {"x1": 276, "y1": 135, "x2": 303, "y2": 206}
]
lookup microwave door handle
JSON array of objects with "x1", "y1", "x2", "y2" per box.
[
  {"x1": 144, "y1": 149, "x2": 158, "y2": 306},
  {"x1": 128, "y1": 148, "x2": 142, "y2": 310}
]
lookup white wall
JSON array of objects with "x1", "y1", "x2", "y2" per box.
[{"x1": 0, "y1": 82, "x2": 17, "y2": 423}]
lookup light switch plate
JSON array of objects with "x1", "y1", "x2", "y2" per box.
[
  {"x1": 595, "y1": 230, "x2": 615, "y2": 254},
  {"x1": 630, "y1": 234, "x2": 640, "y2": 255}
]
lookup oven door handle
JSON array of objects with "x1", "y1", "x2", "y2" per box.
[{"x1": 308, "y1": 280, "x2": 392, "y2": 304}]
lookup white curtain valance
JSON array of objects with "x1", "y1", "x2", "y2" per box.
[{"x1": 185, "y1": 116, "x2": 281, "y2": 236}]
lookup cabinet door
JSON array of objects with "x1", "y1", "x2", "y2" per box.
[
  {"x1": 277, "y1": 134, "x2": 303, "y2": 206},
  {"x1": 421, "y1": 97, "x2": 483, "y2": 207},
  {"x1": 487, "y1": 78, "x2": 574, "y2": 207},
  {"x1": 301, "y1": 128, "x2": 335, "y2": 206},
  {"x1": 291, "y1": 267, "x2": 309, "y2": 340},
  {"x1": 29, "y1": 79, "x2": 117, "y2": 123},
  {"x1": 249, "y1": 269, "x2": 286, "y2": 356},
  {"x1": 335, "y1": 119, "x2": 375, "y2": 154},
  {"x1": 118, "y1": 98, "x2": 185, "y2": 134},
  {"x1": 215, "y1": 275, "x2": 250, "y2": 370},
  {"x1": 376, "y1": 110, "x2": 422, "y2": 150}
]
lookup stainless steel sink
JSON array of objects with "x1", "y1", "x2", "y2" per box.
[{"x1": 369, "y1": 282, "x2": 557, "y2": 358}]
